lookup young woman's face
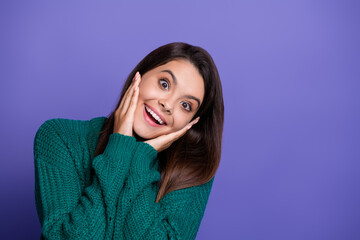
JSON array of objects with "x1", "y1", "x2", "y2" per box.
[{"x1": 133, "y1": 59, "x2": 205, "y2": 139}]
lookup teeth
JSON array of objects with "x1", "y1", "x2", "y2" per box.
[{"x1": 145, "y1": 106, "x2": 164, "y2": 125}]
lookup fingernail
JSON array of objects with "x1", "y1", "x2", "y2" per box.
[{"x1": 133, "y1": 72, "x2": 139, "y2": 81}]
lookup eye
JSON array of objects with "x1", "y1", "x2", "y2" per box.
[
  {"x1": 181, "y1": 101, "x2": 192, "y2": 111},
  {"x1": 159, "y1": 79, "x2": 169, "y2": 90}
]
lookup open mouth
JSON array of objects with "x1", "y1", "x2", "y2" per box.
[{"x1": 143, "y1": 104, "x2": 166, "y2": 127}]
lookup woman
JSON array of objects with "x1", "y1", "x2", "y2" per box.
[{"x1": 34, "y1": 42, "x2": 224, "y2": 239}]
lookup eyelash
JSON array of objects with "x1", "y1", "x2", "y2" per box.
[
  {"x1": 159, "y1": 79, "x2": 192, "y2": 112},
  {"x1": 181, "y1": 102, "x2": 192, "y2": 111},
  {"x1": 159, "y1": 79, "x2": 169, "y2": 90}
]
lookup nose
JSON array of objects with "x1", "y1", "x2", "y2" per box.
[{"x1": 159, "y1": 99, "x2": 172, "y2": 114}]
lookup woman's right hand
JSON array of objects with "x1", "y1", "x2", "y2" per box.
[{"x1": 113, "y1": 72, "x2": 141, "y2": 137}]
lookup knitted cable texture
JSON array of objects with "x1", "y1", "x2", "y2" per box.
[{"x1": 33, "y1": 116, "x2": 214, "y2": 240}]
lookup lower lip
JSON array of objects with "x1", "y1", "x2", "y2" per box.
[{"x1": 143, "y1": 105, "x2": 164, "y2": 127}]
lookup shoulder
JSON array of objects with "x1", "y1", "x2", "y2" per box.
[
  {"x1": 35, "y1": 118, "x2": 85, "y2": 143},
  {"x1": 34, "y1": 118, "x2": 88, "y2": 154},
  {"x1": 35, "y1": 116, "x2": 106, "y2": 139},
  {"x1": 33, "y1": 116, "x2": 107, "y2": 166},
  {"x1": 39, "y1": 117, "x2": 90, "y2": 131},
  {"x1": 34, "y1": 116, "x2": 106, "y2": 155},
  {"x1": 161, "y1": 177, "x2": 215, "y2": 205}
]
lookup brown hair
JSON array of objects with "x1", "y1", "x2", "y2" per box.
[{"x1": 93, "y1": 42, "x2": 224, "y2": 202}]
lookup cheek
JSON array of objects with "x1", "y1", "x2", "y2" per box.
[
  {"x1": 138, "y1": 84, "x2": 159, "y2": 100},
  {"x1": 172, "y1": 112, "x2": 192, "y2": 130}
]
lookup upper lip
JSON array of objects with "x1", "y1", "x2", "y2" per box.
[{"x1": 145, "y1": 104, "x2": 167, "y2": 125}]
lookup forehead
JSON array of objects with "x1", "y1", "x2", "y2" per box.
[{"x1": 151, "y1": 59, "x2": 205, "y2": 102}]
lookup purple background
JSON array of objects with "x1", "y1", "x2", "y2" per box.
[{"x1": 1, "y1": 1, "x2": 360, "y2": 239}]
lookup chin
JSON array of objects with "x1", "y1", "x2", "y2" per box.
[
  {"x1": 133, "y1": 122, "x2": 179, "y2": 141},
  {"x1": 133, "y1": 130, "x2": 152, "y2": 140},
  {"x1": 133, "y1": 124, "x2": 160, "y2": 140}
]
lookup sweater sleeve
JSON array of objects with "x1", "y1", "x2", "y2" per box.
[
  {"x1": 114, "y1": 140, "x2": 214, "y2": 240},
  {"x1": 34, "y1": 119, "x2": 152, "y2": 239}
]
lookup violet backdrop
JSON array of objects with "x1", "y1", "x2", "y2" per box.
[{"x1": 1, "y1": 1, "x2": 359, "y2": 239}]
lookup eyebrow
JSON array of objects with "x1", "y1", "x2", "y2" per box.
[
  {"x1": 161, "y1": 70, "x2": 201, "y2": 107},
  {"x1": 161, "y1": 70, "x2": 177, "y2": 86},
  {"x1": 185, "y1": 95, "x2": 201, "y2": 108}
]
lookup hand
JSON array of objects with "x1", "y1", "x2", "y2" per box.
[
  {"x1": 145, "y1": 117, "x2": 200, "y2": 153},
  {"x1": 113, "y1": 72, "x2": 141, "y2": 136}
]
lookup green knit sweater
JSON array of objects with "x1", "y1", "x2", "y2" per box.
[{"x1": 33, "y1": 116, "x2": 214, "y2": 240}]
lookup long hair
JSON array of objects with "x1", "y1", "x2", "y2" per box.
[{"x1": 93, "y1": 42, "x2": 224, "y2": 202}]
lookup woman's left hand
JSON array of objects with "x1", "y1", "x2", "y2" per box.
[{"x1": 145, "y1": 117, "x2": 200, "y2": 153}]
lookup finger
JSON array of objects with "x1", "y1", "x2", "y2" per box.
[
  {"x1": 125, "y1": 79, "x2": 140, "y2": 121},
  {"x1": 187, "y1": 117, "x2": 200, "y2": 129},
  {"x1": 119, "y1": 72, "x2": 140, "y2": 111},
  {"x1": 164, "y1": 117, "x2": 200, "y2": 143},
  {"x1": 124, "y1": 73, "x2": 141, "y2": 114},
  {"x1": 119, "y1": 72, "x2": 140, "y2": 114},
  {"x1": 117, "y1": 73, "x2": 139, "y2": 114},
  {"x1": 144, "y1": 117, "x2": 200, "y2": 152}
]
